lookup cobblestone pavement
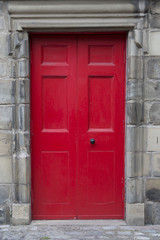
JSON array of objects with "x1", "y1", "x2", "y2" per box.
[{"x1": 1, "y1": 220, "x2": 160, "y2": 240}]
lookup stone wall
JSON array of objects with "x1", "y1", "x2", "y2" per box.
[
  {"x1": 126, "y1": 0, "x2": 160, "y2": 225},
  {"x1": 144, "y1": 0, "x2": 160, "y2": 225},
  {"x1": 0, "y1": 1, "x2": 13, "y2": 224},
  {"x1": 0, "y1": 1, "x2": 30, "y2": 224},
  {"x1": 0, "y1": 0, "x2": 160, "y2": 225}
]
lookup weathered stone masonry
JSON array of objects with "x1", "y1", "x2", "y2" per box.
[{"x1": 0, "y1": 0, "x2": 160, "y2": 225}]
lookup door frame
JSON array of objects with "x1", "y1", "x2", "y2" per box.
[
  {"x1": 8, "y1": 0, "x2": 148, "y2": 225},
  {"x1": 30, "y1": 33, "x2": 126, "y2": 220}
]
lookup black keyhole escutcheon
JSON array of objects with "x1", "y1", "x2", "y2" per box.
[{"x1": 90, "y1": 138, "x2": 95, "y2": 144}]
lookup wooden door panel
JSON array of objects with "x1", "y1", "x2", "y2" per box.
[
  {"x1": 88, "y1": 76, "x2": 115, "y2": 130},
  {"x1": 41, "y1": 151, "x2": 69, "y2": 204},
  {"x1": 87, "y1": 151, "x2": 115, "y2": 204},
  {"x1": 88, "y1": 45, "x2": 114, "y2": 64},
  {"x1": 41, "y1": 45, "x2": 68, "y2": 64},
  {"x1": 77, "y1": 35, "x2": 125, "y2": 219},
  {"x1": 31, "y1": 35, "x2": 77, "y2": 219},
  {"x1": 42, "y1": 76, "x2": 68, "y2": 130}
]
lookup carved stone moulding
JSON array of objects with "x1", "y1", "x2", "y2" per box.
[{"x1": 8, "y1": 0, "x2": 148, "y2": 31}]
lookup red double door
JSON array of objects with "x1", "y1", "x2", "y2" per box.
[{"x1": 30, "y1": 34, "x2": 126, "y2": 220}]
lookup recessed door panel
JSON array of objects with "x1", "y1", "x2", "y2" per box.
[
  {"x1": 31, "y1": 34, "x2": 126, "y2": 220},
  {"x1": 42, "y1": 45, "x2": 68, "y2": 64},
  {"x1": 42, "y1": 151, "x2": 69, "y2": 204},
  {"x1": 42, "y1": 76, "x2": 68, "y2": 130},
  {"x1": 88, "y1": 76, "x2": 115, "y2": 130},
  {"x1": 87, "y1": 151, "x2": 115, "y2": 204},
  {"x1": 89, "y1": 45, "x2": 113, "y2": 64}
]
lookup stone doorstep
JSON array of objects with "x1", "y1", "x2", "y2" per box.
[{"x1": 30, "y1": 220, "x2": 126, "y2": 226}]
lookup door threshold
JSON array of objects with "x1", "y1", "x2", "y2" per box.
[{"x1": 31, "y1": 220, "x2": 126, "y2": 226}]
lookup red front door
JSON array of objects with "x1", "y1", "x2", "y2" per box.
[{"x1": 30, "y1": 34, "x2": 126, "y2": 220}]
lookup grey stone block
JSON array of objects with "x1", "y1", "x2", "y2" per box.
[
  {"x1": 0, "y1": 206, "x2": 5, "y2": 224},
  {"x1": 126, "y1": 152, "x2": 137, "y2": 178},
  {"x1": 9, "y1": 32, "x2": 29, "y2": 58},
  {"x1": 11, "y1": 184, "x2": 18, "y2": 202},
  {"x1": 0, "y1": 185, "x2": 10, "y2": 204},
  {"x1": 0, "y1": 61, "x2": 7, "y2": 77},
  {"x1": 137, "y1": 179, "x2": 144, "y2": 203},
  {"x1": 152, "y1": 202, "x2": 160, "y2": 225},
  {"x1": 17, "y1": 60, "x2": 29, "y2": 78},
  {"x1": 18, "y1": 184, "x2": 30, "y2": 203},
  {"x1": 144, "y1": 102, "x2": 152, "y2": 124},
  {"x1": 126, "y1": 126, "x2": 144, "y2": 152},
  {"x1": 18, "y1": 40, "x2": 29, "y2": 59},
  {"x1": 149, "y1": 102, "x2": 160, "y2": 124},
  {"x1": 126, "y1": 126, "x2": 136, "y2": 152},
  {"x1": 16, "y1": 132, "x2": 30, "y2": 154},
  {"x1": 0, "y1": 16, "x2": 5, "y2": 30},
  {"x1": 11, "y1": 203, "x2": 31, "y2": 225},
  {"x1": 145, "y1": 57, "x2": 160, "y2": 79},
  {"x1": 127, "y1": 80, "x2": 143, "y2": 101},
  {"x1": 0, "y1": 156, "x2": 12, "y2": 183},
  {"x1": 18, "y1": 156, "x2": 30, "y2": 184},
  {"x1": 149, "y1": 31, "x2": 160, "y2": 56},
  {"x1": 150, "y1": 15, "x2": 160, "y2": 28},
  {"x1": 127, "y1": 178, "x2": 144, "y2": 203},
  {"x1": 153, "y1": 154, "x2": 160, "y2": 177},
  {"x1": 127, "y1": 32, "x2": 141, "y2": 56},
  {"x1": 0, "y1": 205, "x2": 10, "y2": 224},
  {"x1": 127, "y1": 152, "x2": 151, "y2": 178},
  {"x1": 0, "y1": 80, "x2": 15, "y2": 104},
  {"x1": 143, "y1": 153, "x2": 152, "y2": 177},
  {"x1": 150, "y1": 1, "x2": 160, "y2": 14},
  {"x1": 16, "y1": 79, "x2": 29, "y2": 103},
  {"x1": 0, "y1": 133, "x2": 12, "y2": 156},
  {"x1": 128, "y1": 56, "x2": 143, "y2": 79},
  {"x1": 146, "y1": 179, "x2": 160, "y2": 202},
  {"x1": 126, "y1": 203, "x2": 144, "y2": 226},
  {"x1": 17, "y1": 104, "x2": 30, "y2": 131},
  {"x1": 0, "y1": 33, "x2": 9, "y2": 57},
  {"x1": 127, "y1": 178, "x2": 137, "y2": 203},
  {"x1": 0, "y1": 106, "x2": 15, "y2": 130},
  {"x1": 12, "y1": 155, "x2": 18, "y2": 184},
  {"x1": 145, "y1": 126, "x2": 160, "y2": 151},
  {"x1": 144, "y1": 80, "x2": 160, "y2": 101},
  {"x1": 144, "y1": 102, "x2": 160, "y2": 125},
  {"x1": 145, "y1": 201, "x2": 153, "y2": 225},
  {"x1": 127, "y1": 102, "x2": 143, "y2": 125},
  {"x1": 0, "y1": 3, "x2": 3, "y2": 15},
  {"x1": 145, "y1": 201, "x2": 160, "y2": 225}
]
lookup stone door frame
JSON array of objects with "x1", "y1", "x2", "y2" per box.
[{"x1": 7, "y1": 0, "x2": 149, "y2": 225}]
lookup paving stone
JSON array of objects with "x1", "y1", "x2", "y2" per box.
[
  {"x1": 135, "y1": 232, "x2": 145, "y2": 236},
  {"x1": 117, "y1": 231, "x2": 132, "y2": 235},
  {"x1": 152, "y1": 233, "x2": 160, "y2": 237},
  {"x1": 102, "y1": 226, "x2": 117, "y2": 230},
  {"x1": 134, "y1": 237, "x2": 150, "y2": 240},
  {"x1": 104, "y1": 231, "x2": 114, "y2": 234},
  {"x1": 2, "y1": 223, "x2": 160, "y2": 240}
]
